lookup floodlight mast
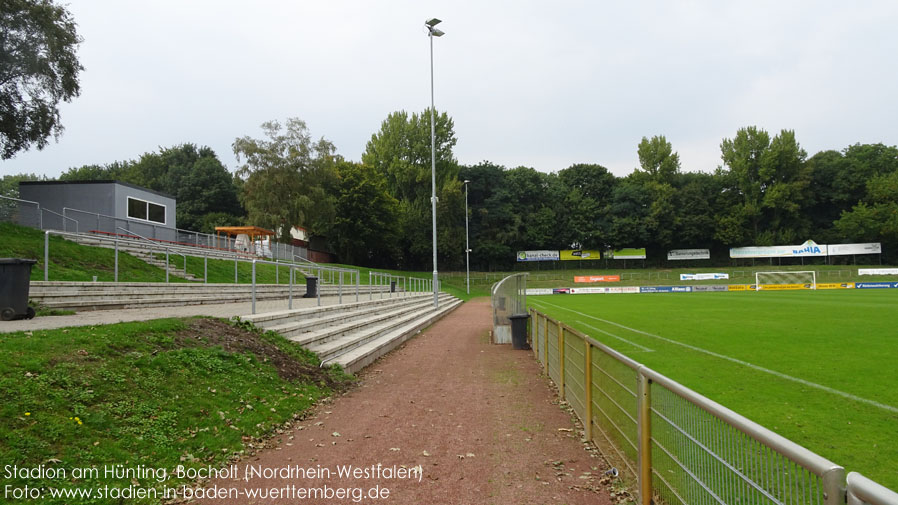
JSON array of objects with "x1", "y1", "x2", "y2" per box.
[
  {"x1": 464, "y1": 179, "x2": 471, "y2": 295},
  {"x1": 426, "y1": 17, "x2": 444, "y2": 308}
]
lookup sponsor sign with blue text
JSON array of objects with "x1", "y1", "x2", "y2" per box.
[
  {"x1": 855, "y1": 282, "x2": 898, "y2": 289},
  {"x1": 639, "y1": 286, "x2": 693, "y2": 293}
]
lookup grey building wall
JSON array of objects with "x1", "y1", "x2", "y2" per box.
[
  {"x1": 18, "y1": 181, "x2": 177, "y2": 240},
  {"x1": 19, "y1": 181, "x2": 117, "y2": 217}
]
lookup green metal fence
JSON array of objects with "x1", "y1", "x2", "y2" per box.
[{"x1": 529, "y1": 308, "x2": 898, "y2": 505}]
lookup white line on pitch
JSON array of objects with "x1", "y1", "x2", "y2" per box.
[
  {"x1": 534, "y1": 299, "x2": 898, "y2": 414},
  {"x1": 575, "y1": 321, "x2": 655, "y2": 352}
]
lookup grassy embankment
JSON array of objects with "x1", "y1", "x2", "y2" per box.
[
  {"x1": 0, "y1": 222, "x2": 301, "y2": 284},
  {"x1": 0, "y1": 317, "x2": 353, "y2": 504}
]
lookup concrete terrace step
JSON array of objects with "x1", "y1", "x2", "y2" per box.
[
  {"x1": 306, "y1": 297, "x2": 454, "y2": 362},
  {"x1": 62, "y1": 234, "x2": 249, "y2": 262},
  {"x1": 328, "y1": 297, "x2": 463, "y2": 374},
  {"x1": 291, "y1": 297, "x2": 444, "y2": 350},
  {"x1": 264, "y1": 296, "x2": 432, "y2": 338},
  {"x1": 28, "y1": 281, "x2": 415, "y2": 311}
]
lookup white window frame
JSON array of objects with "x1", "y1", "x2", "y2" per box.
[{"x1": 126, "y1": 196, "x2": 167, "y2": 225}]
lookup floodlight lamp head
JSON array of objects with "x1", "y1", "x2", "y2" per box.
[
  {"x1": 463, "y1": 179, "x2": 471, "y2": 184},
  {"x1": 430, "y1": 28, "x2": 444, "y2": 37},
  {"x1": 425, "y1": 18, "x2": 442, "y2": 27}
]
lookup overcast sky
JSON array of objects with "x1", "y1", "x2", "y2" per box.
[{"x1": 4, "y1": 0, "x2": 898, "y2": 179}]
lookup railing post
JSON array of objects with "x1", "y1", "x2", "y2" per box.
[
  {"x1": 369, "y1": 271, "x2": 372, "y2": 301},
  {"x1": 203, "y1": 254, "x2": 207, "y2": 284},
  {"x1": 234, "y1": 257, "x2": 238, "y2": 284},
  {"x1": 114, "y1": 240, "x2": 119, "y2": 283},
  {"x1": 339, "y1": 270, "x2": 343, "y2": 304},
  {"x1": 543, "y1": 314, "x2": 549, "y2": 375},
  {"x1": 251, "y1": 260, "x2": 257, "y2": 314},
  {"x1": 165, "y1": 250, "x2": 170, "y2": 283},
  {"x1": 275, "y1": 258, "x2": 279, "y2": 284},
  {"x1": 637, "y1": 367, "x2": 653, "y2": 505},
  {"x1": 356, "y1": 271, "x2": 359, "y2": 302},
  {"x1": 558, "y1": 322, "x2": 566, "y2": 400},
  {"x1": 584, "y1": 340, "x2": 593, "y2": 441},
  {"x1": 317, "y1": 267, "x2": 322, "y2": 307},
  {"x1": 822, "y1": 467, "x2": 846, "y2": 505},
  {"x1": 289, "y1": 267, "x2": 293, "y2": 310},
  {"x1": 530, "y1": 308, "x2": 537, "y2": 359},
  {"x1": 44, "y1": 231, "x2": 49, "y2": 281}
]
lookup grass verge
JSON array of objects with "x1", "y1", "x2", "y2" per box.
[{"x1": 0, "y1": 317, "x2": 353, "y2": 504}]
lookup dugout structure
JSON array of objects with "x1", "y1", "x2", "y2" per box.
[
  {"x1": 491, "y1": 273, "x2": 528, "y2": 344},
  {"x1": 755, "y1": 270, "x2": 817, "y2": 291}
]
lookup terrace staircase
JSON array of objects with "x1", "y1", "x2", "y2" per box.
[
  {"x1": 28, "y1": 281, "x2": 393, "y2": 312},
  {"x1": 242, "y1": 293, "x2": 462, "y2": 374}
]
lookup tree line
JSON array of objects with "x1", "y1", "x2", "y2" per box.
[
  {"x1": 4, "y1": 1, "x2": 896, "y2": 269},
  {"x1": 3, "y1": 112, "x2": 897, "y2": 269}
]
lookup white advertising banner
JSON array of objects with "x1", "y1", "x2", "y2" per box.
[
  {"x1": 829, "y1": 243, "x2": 882, "y2": 256},
  {"x1": 570, "y1": 287, "x2": 607, "y2": 294},
  {"x1": 525, "y1": 288, "x2": 554, "y2": 295},
  {"x1": 516, "y1": 250, "x2": 560, "y2": 262},
  {"x1": 858, "y1": 268, "x2": 898, "y2": 276},
  {"x1": 680, "y1": 273, "x2": 730, "y2": 281},
  {"x1": 730, "y1": 240, "x2": 827, "y2": 258},
  {"x1": 668, "y1": 249, "x2": 711, "y2": 260}
]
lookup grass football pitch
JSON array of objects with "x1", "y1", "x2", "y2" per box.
[{"x1": 527, "y1": 289, "x2": 898, "y2": 490}]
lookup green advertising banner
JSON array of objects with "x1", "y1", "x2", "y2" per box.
[{"x1": 608, "y1": 248, "x2": 647, "y2": 259}]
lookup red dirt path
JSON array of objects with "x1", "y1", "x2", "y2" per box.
[{"x1": 194, "y1": 299, "x2": 616, "y2": 505}]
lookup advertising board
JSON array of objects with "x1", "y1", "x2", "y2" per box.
[
  {"x1": 855, "y1": 282, "x2": 898, "y2": 289},
  {"x1": 816, "y1": 283, "x2": 854, "y2": 290},
  {"x1": 693, "y1": 285, "x2": 729, "y2": 292},
  {"x1": 858, "y1": 268, "x2": 898, "y2": 276},
  {"x1": 640, "y1": 286, "x2": 693, "y2": 293},
  {"x1": 574, "y1": 275, "x2": 621, "y2": 283},
  {"x1": 560, "y1": 249, "x2": 601, "y2": 261},
  {"x1": 516, "y1": 250, "x2": 560, "y2": 262},
  {"x1": 610, "y1": 248, "x2": 647, "y2": 259},
  {"x1": 730, "y1": 240, "x2": 827, "y2": 258},
  {"x1": 680, "y1": 273, "x2": 729, "y2": 281},
  {"x1": 668, "y1": 249, "x2": 711, "y2": 260},
  {"x1": 828, "y1": 243, "x2": 882, "y2": 256}
]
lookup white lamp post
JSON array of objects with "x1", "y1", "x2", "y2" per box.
[
  {"x1": 464, "y1": 179, "x2": 471, "y2": 295},
  {"x1": 425, "y1": 18, "x2": 444, "y2": 308}
]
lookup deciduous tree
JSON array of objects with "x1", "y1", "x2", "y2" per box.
[{"x1": 1, "y1": 0, "x2": 83, "y2": 158}]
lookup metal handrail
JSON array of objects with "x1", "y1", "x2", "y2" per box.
[
  {"x1": 64, "y1": 206, "x2": 165, "y2": 236},
  {"x1": 848, "y1": 472, "x2": 898, "y2": 505},
  {"x1": 117, "y1": 226, "x2": 187, "y2": 280},
  {"x1": 0, "y1": 194, "x2": 41, "y2": 229},
  {"x1": 250, "y1": 259, "x2": 362, "y2": 314},
  {"x1": 37, "y1": 207, "x2": 78, "y2": 232}
]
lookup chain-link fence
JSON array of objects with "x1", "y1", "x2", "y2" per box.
[{"x1": 526, "y1": 308, "x2": 898, "y2": 505}]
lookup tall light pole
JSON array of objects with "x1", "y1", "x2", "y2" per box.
[
  {"x1": 425, "y1": 18, "x2": 444, "y2": 308},
  {"x1": 464, "y1": 179, "x2": 471, "y2": 295}
]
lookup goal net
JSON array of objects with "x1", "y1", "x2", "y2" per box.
[{"x1": 754, "y1": 271, "x2": 816, "y2": 291}]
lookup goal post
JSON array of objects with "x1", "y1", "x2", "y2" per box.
[{"x1": 755, "y1": 271, "x2": 817, "y2": 291}]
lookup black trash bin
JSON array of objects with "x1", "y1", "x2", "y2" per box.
[
  {"x1": 390, "y1": 281, "x2": 396, "y2": 293},
  {"x1": 303, "y1": 276, "x2": 318, "y2": 298},
  {"x1": 0, "y1": 258, "x2": 37, "y2": 321},
  {"x1": 509, "y1": 313, "x2": 531, "y2": 350}
]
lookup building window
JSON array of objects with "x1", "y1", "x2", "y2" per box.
[{"x1": 127, "y1": 197, "x2": 166, "y2": 224}]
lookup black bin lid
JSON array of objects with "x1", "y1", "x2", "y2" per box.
[{"x1": 0, "y1": 258, "x2": 38, "y2": 265}]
